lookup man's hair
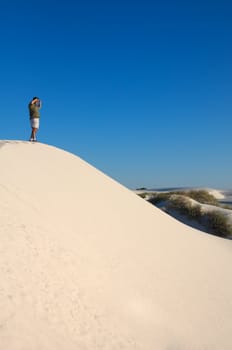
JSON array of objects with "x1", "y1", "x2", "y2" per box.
[{"x1": 32, "y1": 96, "x2": 39, "y2": 100}]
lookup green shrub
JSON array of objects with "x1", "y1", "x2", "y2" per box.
[
  {"x1": 138, "y1": 192, "x2": 149, "y2": 199},
  {"x1": 141, "y1": 189, "x2": 219, "y2": 206},
  {"x1": 206, "y1": 211, "x2": 232, "y2": 238},
  {"x1": 168, "y1": 195, "x2": 203, "y2": 221},
  {"x1": 187, "y1": 204, "x2": 203, "y2": 220},
  {"x1": 184, "y1": 190, "x2": 219, "y2": 205},
  {"x1": 158, "y1": 189, "x2": 217, "y2": 205},
  {"x1": 168, "y1": 195, "x2": 190, "y2": 214},
  {"x1": 148, "y1": 193, "x2": 171, "y2": 205}
]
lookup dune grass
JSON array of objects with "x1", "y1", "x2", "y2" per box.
[
  {"x1": 146, "y1": 190, "x2": 219, "y2": 206},
  {"x1": 138, "y1": 190, "x2": 232, "y2": 239}
]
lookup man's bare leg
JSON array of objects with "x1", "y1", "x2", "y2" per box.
[{"x1": 30, "y1": 128, "x2": 38, "y2": 141}]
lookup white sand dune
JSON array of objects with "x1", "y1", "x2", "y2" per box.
[
  {"x1": 207, "y1": 189, "x2": 225, "y2": 200},
  {"x1": 0, "y1": 140, "x2": 232, "y2": 350}
]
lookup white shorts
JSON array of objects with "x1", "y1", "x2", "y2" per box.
[{"x1": 30, "y1": 118, "x2": 40, "y2": 129}]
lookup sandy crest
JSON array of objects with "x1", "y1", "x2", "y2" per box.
[
  {"x1": 0, "y1": 140, "x2": 232, "y2": 350},
  {"x1": 207, "y1": 189, "x2": 225, "y2": 199}
]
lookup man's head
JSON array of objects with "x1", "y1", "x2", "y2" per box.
[{"x1": 33, "y1": 96, "x2": 39, "y2": 101}]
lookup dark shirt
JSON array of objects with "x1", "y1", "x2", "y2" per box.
[{"x1": 29, "y1": 102, "x2": 40, "y2": 119}]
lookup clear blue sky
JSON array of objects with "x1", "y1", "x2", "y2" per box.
[{"x1": 0, "y1": 0, "x2": 231, "y2": 189}]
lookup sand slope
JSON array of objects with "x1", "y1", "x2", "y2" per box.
[{"x1": 0, "y1": 140, "x2": 232, "y2": 350}]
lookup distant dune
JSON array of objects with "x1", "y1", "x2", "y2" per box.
[
  {"x1": 136, "y1": 188, "x2": 232, "y2": 237},
  {"x1": 1, "y1": 140, "x2": 232, "y2": 350},
  {"x1": 136, "y1": 187, "x2": 232, "y2": 200}
]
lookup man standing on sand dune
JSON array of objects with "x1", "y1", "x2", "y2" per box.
[{"x1": 28, "y1": 96, "x2": 42, "y2": 142}]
